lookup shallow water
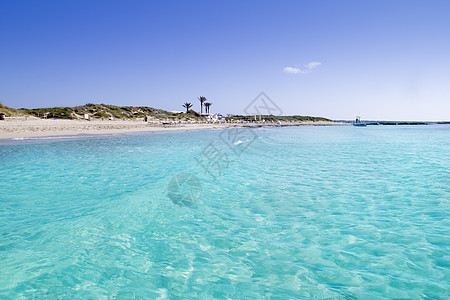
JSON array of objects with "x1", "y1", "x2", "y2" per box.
[{"x1": 1, "y1": 125, "x2": 449, "y2": 298}]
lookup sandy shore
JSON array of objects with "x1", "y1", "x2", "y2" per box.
[{"x1": 0, "y1": 117, "x2": 346, "y2": 140}]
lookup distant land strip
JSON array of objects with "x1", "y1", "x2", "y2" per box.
[{"x1": 0, "y1": 103, "x2": 332, "y2": 122}]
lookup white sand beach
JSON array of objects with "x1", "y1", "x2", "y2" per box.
[{"x1": 0, "y1": 117, "x2": 345, "y2": 140}]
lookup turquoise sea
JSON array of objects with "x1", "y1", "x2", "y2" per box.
[{"x1": 0, "y1": 125, "x2": 449, "y2": 299}]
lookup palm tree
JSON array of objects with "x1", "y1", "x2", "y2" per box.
[
  {"x1": 204, "y1": 102, "x2": 212, "y2": 114},
  {"x1": 198, "y1": 96, "x2": 207, "y2": 114},
  {"x1": 182, "y1": 102, "x2": 193, "y2": 113}
]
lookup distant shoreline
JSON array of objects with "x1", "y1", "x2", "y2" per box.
[{"x1": 0, "y1": 118, "x2": 345, "y2": 140}]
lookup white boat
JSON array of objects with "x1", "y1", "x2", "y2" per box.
[{"x1": 353, "y1": 116, "x2": 367, "y2": 127}]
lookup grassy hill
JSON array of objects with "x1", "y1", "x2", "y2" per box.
[
  {"x1": 23, "y1": 103, "x2": 182, "y2": 120},
  {"x1": 1, "y1": 103, "x2": 184, "y2": 120},
  {"x1": 0, "y1": 103, "x2": 24, "y2": 117}
]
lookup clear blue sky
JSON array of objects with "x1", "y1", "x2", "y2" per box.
[{"x1": 1, "y1": 0, "x2": 449, "y2": 120}]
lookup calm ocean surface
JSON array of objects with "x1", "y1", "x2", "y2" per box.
[{"x1": 1, "y1": 125, "x2": 449, "y2": 298}]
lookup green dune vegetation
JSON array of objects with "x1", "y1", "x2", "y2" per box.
[
  {"x1": 0, "y1": 103, "x2": 183, "y2": 120},
  {"x1": 0, "y1": 102, "x2": 332, "y2": 122},
  {"x1": 0, "y1": 103, "x2": 23, "y2": 117},
  {"x1": 26, "y1": 103, "x2": 182, "y2": 120}
]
